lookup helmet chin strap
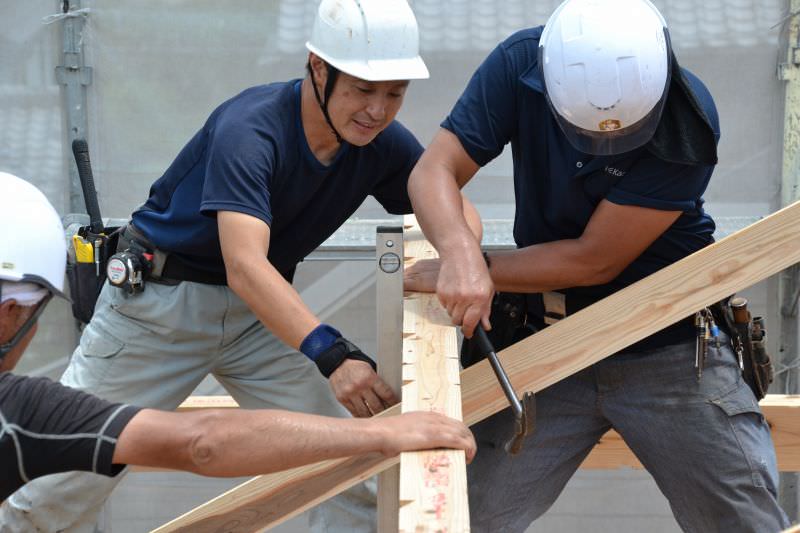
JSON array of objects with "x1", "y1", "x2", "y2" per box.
[
  {"x1": 309, "y1": 62, "x2": 343, "y2": 144},
  {"x1": 0, "y1": 284, "x2": 52, "y2": 362}
]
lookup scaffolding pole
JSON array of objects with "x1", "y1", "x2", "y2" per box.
[
  {"x1": 55, "y1": 0, "x2": 92, "y2": 214},
  {"x1": 778, "y1": 0, "x2": 800, "y2": 518}
]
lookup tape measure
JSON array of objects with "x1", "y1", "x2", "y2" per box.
[{"x1": 107, "y1": 249, "x2": 152, "y2": 294}]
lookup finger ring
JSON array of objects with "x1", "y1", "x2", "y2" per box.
[{"x1": 363, "y1": 400, "x2": 375, "y2": 416}]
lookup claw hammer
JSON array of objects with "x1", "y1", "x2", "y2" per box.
[{"x1": 472, "y1": 324, "x2": 536, "y2": 455}]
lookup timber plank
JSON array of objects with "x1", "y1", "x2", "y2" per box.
[
  {"x1": 579, "y1": 394, "x2": 800, "y2": 471},
  {"x1": 398, "y1": 295, "x2": 468, "y2": 533},
  {"x1": 171, "y1": 394, "x2": 800, "y2": 471},
  {"x1": 143, "y1": 395, "x2": 800, "y2": 474},
  {"x1": 153, "y1": 201, "x2": 800, "y2": 533},
  {"x1": 398, "y1": 216, "x2": 469, "y2": 533}
]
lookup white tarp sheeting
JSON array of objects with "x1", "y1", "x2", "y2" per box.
[{"x1": 0, "y1": 3, "x2": 792, "y2": 528}]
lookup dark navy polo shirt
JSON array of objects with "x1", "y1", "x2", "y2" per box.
[
  {"x1": 132, "y1": 80, "x2": 419, "y2": 277},
  {"x1": 443, "y1": 27, "x2": 719, "y2": 319}
]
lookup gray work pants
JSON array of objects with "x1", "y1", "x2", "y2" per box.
[
  {"x1": 467, "y1": 333, "x2": 789, "y2": 533},
  {"x1": 0, "y1": 281, "x2": 375, "y2": 532}
]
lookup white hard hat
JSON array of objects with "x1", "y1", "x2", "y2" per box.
[
  {"x1": 539, "y1": 0, "x2": 671, "y2": 156},
  {"x1": 306, "y1": 0, "x2": 429, "y2": 81},
  {"x1": 0, "y1": 172, "x2": 67, "y2": 298}
]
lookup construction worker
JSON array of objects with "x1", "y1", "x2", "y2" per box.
[
  {"x1": 0, "y1": 1, "x2": 480, "y2": 531},
  {"x1": 404, "y1": 0, "x2": 789, "y2": 531},
  {"x1": 0, "y1": 171, "x2": 476, "y2": 500},
  {"x1": 0, "y1": 172, "x2": 477, "y2": 503}
]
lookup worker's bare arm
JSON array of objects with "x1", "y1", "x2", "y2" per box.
[
  {"x1": 407, "y1": 200, "x2": 680, "y2": 294},
  {"x1": 217, "y1": 210, "x2": 398, "y2": 417},
  {"x1": 460, "y1": 194, "x2": 483, "y2": 243},
  {"x1": 408, "y1": 128, "x2": 491, "y2": 337},
  {"x1": 112, "y1": 408, "x2": 476, "y2": 476},
  {"x1": 409, "y1": 129, "x2": 481, "y2": 259},
  {"x1": 218, "y1": 210, "x2": 319, "y2": 349},
  {"x1": 487, "y1": 200, "x2": 681, "y2": 292}
]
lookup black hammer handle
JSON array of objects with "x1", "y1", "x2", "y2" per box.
[
  {"x1": 71, "y1": 138, "x2": 104, "y2": 234},
  {"x1": 473, "y1": 325, "x2": 524, "y2": 420}
]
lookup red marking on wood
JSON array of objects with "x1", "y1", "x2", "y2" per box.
[
  {"x1": 423, "y1": 453, "x2": 451, "y2": 523},
  {"x1": 432, "y1": 493, "x2": 447, "y2": 522}
]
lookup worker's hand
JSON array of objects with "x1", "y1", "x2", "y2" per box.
[
  {"x1": 329, "y1": 359, "x2": 399, "y2": 418},
  {"x1": 437, "y1": 247, "x2": 494, "y2": 338},
  {"x1": 404, "y1": 258, "x2": 441, "y2": 293},
  {"x1": 378, "y1": 411, "x2": 477, "y2": 463}
]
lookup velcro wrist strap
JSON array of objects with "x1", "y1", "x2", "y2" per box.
[
  {"x1": 314, "y1": 337, "x2": 377, "y2": 378},
  {"x1": 300, "y1": 323, "x2": 342, "y2": 360},
  {"x1": 343, "y1": 349, "x2": 377, "y2": 372}
]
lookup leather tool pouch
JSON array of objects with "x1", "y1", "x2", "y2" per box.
[
  {"x1": 460, "y1": 292, "x2": 537, "y2": 368},
  {"x1": 714, "y1": 299, "x2": 774, "y2": 400},
  {"x1": 737, "y1": 316, "x2": 773, "y2": 401},
  {"x1": 116, "y1": 224, "x2": 172, "y2": 282},
  {"x1": 65, "y1": 226, "x2": 121, "y2": 324}
]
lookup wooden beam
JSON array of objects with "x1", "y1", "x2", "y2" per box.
[
  {"x1": 175, "y1": 395, "x2": 239, "y2": 410},
  {"x1": 176, "y1": 396, "x2": 239, "y2": 410},
  {"x1": 152, "y1": 201, "x2": 800, "y2": 533},
  {"x1": 581, "y1": 394, "x2": 800, "y2": 470},
  {"x1": 398, "y1": 217, "x2": 469, "y2": 532},
  {"x1": 144, "y1": 394, "x2": 800, "y2": 473},
  {"x1": 173, "y1": 395, "x2": 800, "y2": 469},
  {"x1": 750, "y1": 394, "x2": 800, "y2": 473}
]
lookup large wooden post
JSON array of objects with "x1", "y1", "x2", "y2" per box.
[{"x1": 398, "y1": 217, "x2": 470, "y2": 532}]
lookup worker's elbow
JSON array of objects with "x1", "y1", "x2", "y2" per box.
[
  {"x1": 185, "y1": 411, "x2": 227, "y2": 476},
  {"x1": 584, "y1": 261, "x2": 624, "y2": 286},
  {"x1": 226, "y1": 270, "x2": 245, "y2": 296},
  {"x1": 407, "y1": 165, "x2": 426, "y2": 200},
  {"x1": 224, "y1": 255, "x2": 251, "y2": 294},
  {"x1": 408, "y1": 155, "x2": 446, "y2": 192}
]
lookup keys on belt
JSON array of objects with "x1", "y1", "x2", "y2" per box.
[{"x1": 694, "y1": 307, "x2": 721, "y2": 380}]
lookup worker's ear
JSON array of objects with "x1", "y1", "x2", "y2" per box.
[
  {"x1": 0, "y1": 299, "x2": 18, "y2": 340},
  {"x1": 308, "y1": 52, "x2": 329, "y2": 88},
  {"x1": 0, "y1": 299, "x2": 38, "y2": 373}
]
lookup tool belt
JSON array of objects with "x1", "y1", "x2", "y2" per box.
[
  {"x1": 66, "y1": 225, "x2": 122, "y2": 324},
  {"x1": 116, "y1": 224, "x2": 228, "y2": 287},
  {"x1": 462, "y1": 290, "x2": 696, "y2": 368},
  {"x1": 66, "y1": 223, "x2": 228, "y2": 324},
  {"x1": 461, "y1": 292, "x2": 774, "y2": 400},
  {"x1": 709, "y1": 298, "x2": 774, "y2": 400},
  {"x1": 461, "y1": 292, "x2": 537, "y2": 368}
]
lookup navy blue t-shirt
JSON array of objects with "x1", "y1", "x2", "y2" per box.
[
  {"x1": 133, "y1": 80, "x2": 419, "y2": 277},
  {"x1": 443, "y1": 27, "x2": 720, "y2": 312}
]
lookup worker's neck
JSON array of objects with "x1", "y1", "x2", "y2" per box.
[{"x1": 300, "y1": 78, "x2": 342, "y2": 166}]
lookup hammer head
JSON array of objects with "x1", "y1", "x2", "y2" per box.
[{"x1": 504, "y1": 391, "x2": 536, "y2": 455}]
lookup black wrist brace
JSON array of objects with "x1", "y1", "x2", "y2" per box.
[{"x1": 315, "y1": 337, "x2": 377, "y2": 378}]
